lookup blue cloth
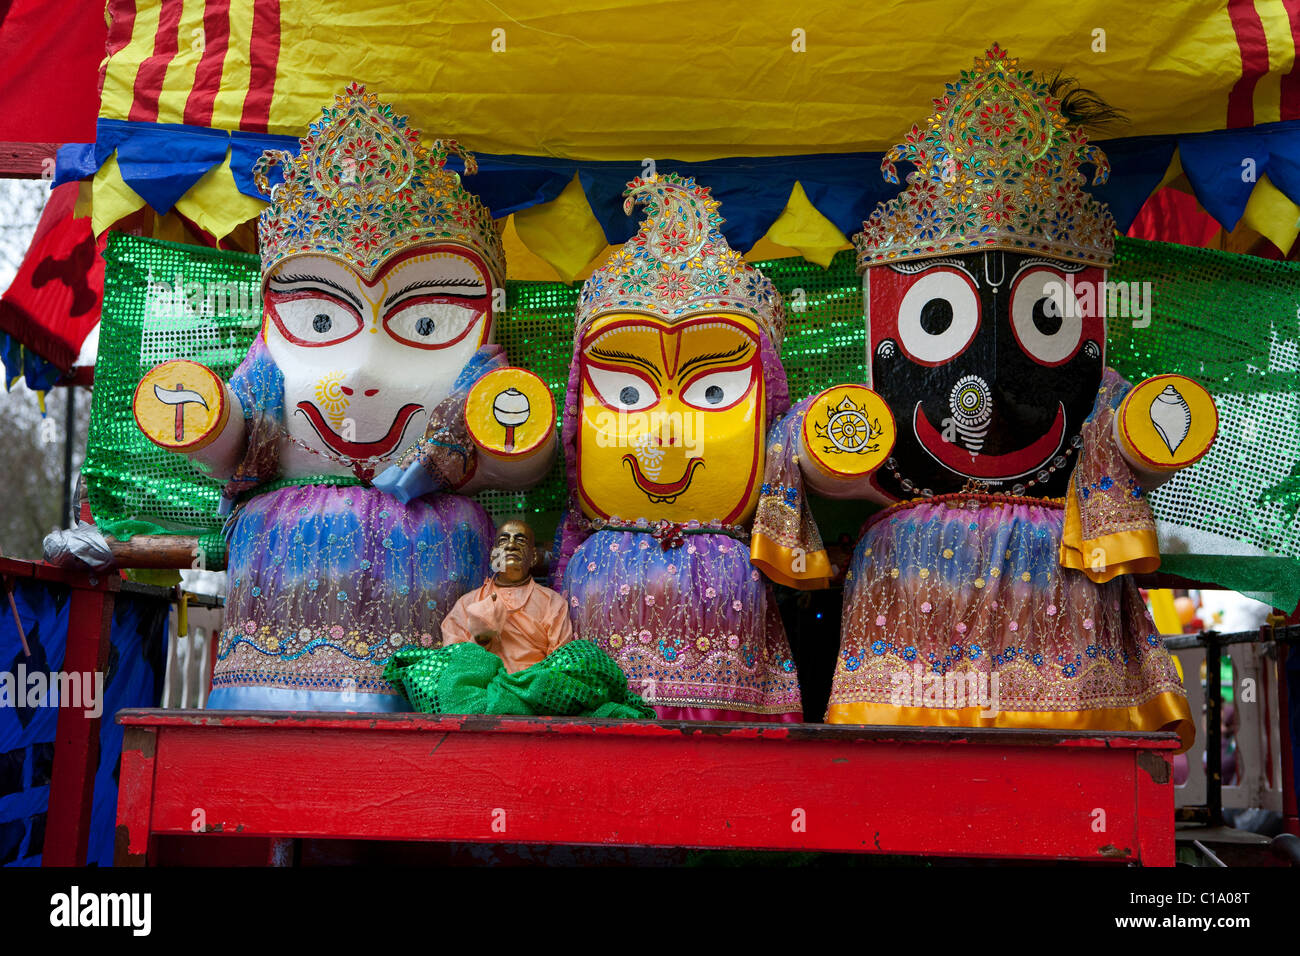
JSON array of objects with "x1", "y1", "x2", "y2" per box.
[
  {"x1": 206, "y1": 685, "x2": 411, "y2": 712},
  {"x1": 57, "y1": 117, "x2": 1300, "y2": 243},
  {"x1": 0, "y1": 577, "x2": 167, "y2": 866},
  {"x1": 1178, "y1": 121, "x2": 1300, "y2": 231},
  {"x1": 0, "y1": 332, "x2": 64, "y2": 392}
]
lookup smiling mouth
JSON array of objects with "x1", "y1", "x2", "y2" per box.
[
  {"x1": 295, "y1": 402, "x2": 424, "y2": 459},
  {"x1": 914, "y1": 402, "x2": 1066, "y2": 480},
  {"x1": 622, "y1": 455, "x2": 705, "y2": 503}
]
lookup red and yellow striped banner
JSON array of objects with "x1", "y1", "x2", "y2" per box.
[
  {"x1": 100, "y1": 0, "x2": 1300, "y2": 160},
  {"x1": 107, "y1": 0, "x2": 282, "y2": 133}
]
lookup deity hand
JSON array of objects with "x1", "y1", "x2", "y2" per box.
[
  {"x1": 1113, "y1": 375, "x2": 1217, "y2": 488},
  {"x1": 455, "y1": 367, "x2": 557, "y2": 495},
  {"x1": 132, "y1": 359, "x2": 247, "y2": 477},
  {"x1": 373, "y1": 345, "x2": 505, "y2": 502},
  {"x1": 374, "y1": 349, "x2": 556, "y2": 502},
  {"x1": 797, "y1": 384, "x2": 896, "y2": 498}
]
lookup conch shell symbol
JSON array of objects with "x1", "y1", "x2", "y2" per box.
[{"x1": 1149, "y1": 384, "x2": 1191, "y2": 455}]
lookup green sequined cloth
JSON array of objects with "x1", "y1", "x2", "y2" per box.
[
  {"x1": 85, "y1": 233, "x2": 1300, "y2": 608},
  {"x1": 384, "y1": 639, "x2": 655, "y2": 718}
]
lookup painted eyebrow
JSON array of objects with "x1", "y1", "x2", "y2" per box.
[
  {"x1": 269, "y1": 274, "x2": 364, "y2": 313},
  {"x1": 586, "y1": 346, "x2": 662, "y2": 384},
  {"x1": 1013, "y1": 257, "x2": 1088, "y2": 279},
  {"x1": 678, "y1": 342, "x2": 753, "y2": 381},
  {"x1": 385, "y1": 277, "x2": 486, "y2": 307},
  {"x1": 887, "y1": 257, "x2": 978, "y2": 282}
]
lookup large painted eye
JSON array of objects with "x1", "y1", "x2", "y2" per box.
[
  {"x1": 1011, "y1": 269, "x2": 1083, "y2": 365},
  {"x1": 385, "y1": 302, "x2": 483, "y2": 349},
  {"x1": 896, "y1": 270, "x2": 979, "y2": 365},
  {"x1": 681, "y1": 366, "x2": 754, "y2": 411},
  {"x1": 270, "y1": 296, "x2": 362, "y2": 346},
  {"x1": 586, "y1": 365, "x2": 659, "y2": 411}
]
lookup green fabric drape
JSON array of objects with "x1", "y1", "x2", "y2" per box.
[{"x1": 384, "y1": 639, "x2": 655, "y2": 719}]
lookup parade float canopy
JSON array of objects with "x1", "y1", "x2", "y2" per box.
[
  {"x1": 34, "y1": 1, "x2": 1300, "y2": 611},
  {"x1": 83, "y1": 232, "x2": 1300, "y2": 612},
  {"x1": 55, "y1": 0, "x2": 1300, "y2": 281}
]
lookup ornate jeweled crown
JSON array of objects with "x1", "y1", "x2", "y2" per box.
[
  {"x1": 854, "y1": 44, "x2": 1116, "y2": 270},
  {"x1": 575, "y1": 174, "x2": 786, "y2": 348},
  {"x1": 253, "y1": 83, "x2": 505, "y2": 283}
]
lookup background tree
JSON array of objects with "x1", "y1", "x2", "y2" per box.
[{"x1": 0, "y1": 178, "x2": 91, "y2": 560}]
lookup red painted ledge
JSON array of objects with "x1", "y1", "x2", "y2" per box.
[{"x1": 114, "y1": 709, "x2": 1178, "y2": 866}]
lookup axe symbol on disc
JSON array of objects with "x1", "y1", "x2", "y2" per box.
[{"x1": 154, "y1": 383, "x2": 209, "y2": 441}]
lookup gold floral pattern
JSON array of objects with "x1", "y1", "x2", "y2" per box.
[
  {"x1": 575, "y1": 173, "x2": 785, "y2": 347},
  {"x1": 253, "y1": 83, "x2": 505, "y2": 283},
  {"x1": 854, "y1": 44, "x2": 1116, "y2": 269}
]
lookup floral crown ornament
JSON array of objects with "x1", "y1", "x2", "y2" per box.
[
  {"x1": 252, "y1": 83, "x2": 505, "y2": 284},
  {"x1": 574, "y1": 173, "x2": 786, "y2": 348},
  {"x1": 854, "y1": 44, "x2": 1116, "y2": 271}
]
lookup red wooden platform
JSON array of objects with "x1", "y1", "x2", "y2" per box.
[{"x1": 115, "y1": 710, "x2": 1180, "y2": 865}]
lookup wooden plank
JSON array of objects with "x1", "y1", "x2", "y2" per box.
[
  {"x1": 0, "y1": 556, "x2": 121, "y2": 589},
  {"x1": 0, "y1": 141, "x2": 59, "y2": 178},
  {"x1": 114, "y1": 726, "x2": 159, "y2": 866},
  {"x1": 115, "y1": 709, "x2": 1180, "y2": 746},
  {"x1": 42, "y1": 583, "x2": 114, "y2": 865},
  {"x1": 116, "y1": 710, "x2": 1178, "y2": 863},
  {"x1": 1135, "y1": 749, "x2": 1176, "y2": 865}
]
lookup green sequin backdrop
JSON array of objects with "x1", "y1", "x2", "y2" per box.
[{"x1": 84, "y1": 233, "x2": 1300, "y2": 608}]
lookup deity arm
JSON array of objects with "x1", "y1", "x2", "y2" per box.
[
  {"x1": 795, "y1": 384, "x2": 897, "y2": 499},
  {"x1": 1111, "y1": 374, "x2": 1218, "y2": 490},
  {"x1": 132, "y1": 359, "x2": 248, "y2": 478},
  {"x1": 455, "y1": 367, "x2": 558, "y2": 494},
  {"x1": 376, "y1": 354, "x2": 557, "y2": 501},
  {"x1": 750, "y1": 389, "x2": 890, "y2": 591}
]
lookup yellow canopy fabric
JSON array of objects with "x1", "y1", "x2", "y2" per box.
[
  {"x1": 91, "y1": 0, "x2": 1300, "y2": 277},
  {"x1": 102, "y1": 0, "x2": 1295, "y2": 156}
]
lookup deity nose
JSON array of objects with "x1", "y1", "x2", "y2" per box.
[{"x1": 949, "y1": 374, "x2": 992, "y2": 427}]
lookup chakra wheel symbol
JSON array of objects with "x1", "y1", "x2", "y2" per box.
[{"x1": 816, "y1": 395, "x2": 880, "y2": 454}]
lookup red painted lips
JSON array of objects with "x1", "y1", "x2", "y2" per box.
[
  {"x1": 914, "y1": 402, "x2": 1066, "y2": 480},
  {"x1": 622, "y1": 454, "x2": 705, "y2": 503},
  {"x1": 296, "y1": 401, "x2": 424, "y2": 459}
]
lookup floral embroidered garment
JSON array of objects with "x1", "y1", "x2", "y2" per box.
[
  {"x1": 210, "y1": 484, "x2": 493, "y2": 710},
  {"x1": 562, "y1": 527, "x2": 803, "y2": 721},
  {"x1": 827, "y1": 370, "x2": 1193, "y2": 751}
]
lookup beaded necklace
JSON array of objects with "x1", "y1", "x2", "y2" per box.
[
  {"x1": 583, "y1": 515, "x2": 750, "y2": 548},
  {"x1": 882, "y1": 430, "x2": 1083, "y2": 498}
]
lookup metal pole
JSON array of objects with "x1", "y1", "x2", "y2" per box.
[
  {"x1": 62, "y1": 385, "x2": 74, "y2": 528},
  {"x1": 1206, "y1": 630, "x2": 1223, "y2": 827}
]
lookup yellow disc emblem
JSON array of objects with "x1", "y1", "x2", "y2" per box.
[
  {"x1": 465, "y1": 367, "x2": 555, "y2": 458},
  {"x1": 133, "y1": 360, "x2": 228, "y2": 451},
  {"x1": 803, "y1": 385, "x2": 896, "y2": 477},
  {"x1": 1117, "y1": 374, "x2": 1218, "y2": 472}
]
